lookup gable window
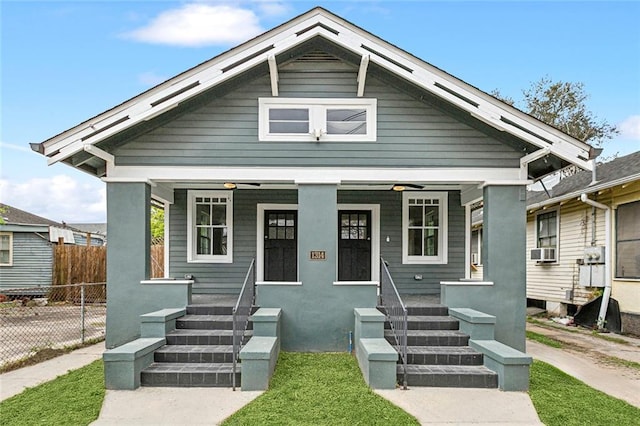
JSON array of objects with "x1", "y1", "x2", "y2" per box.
[
  {"x1": 0, "y1": 232, "x2": 12, "y2": 266},
  {"x1": 402, "y1": 192, "x2": 448, "y2": 264},
  {"x1": 536, "y1": 210, "x2": 558, "y2": 250},
  {"x1": 616, "y1": 200, "x2": 640, "y2": 279},
  {"x1": 187, "y1": 191, "x2": 233, "y2": 263},
  {"x1": 259, "y1": 98, "x2": 376, "y2": 142}
]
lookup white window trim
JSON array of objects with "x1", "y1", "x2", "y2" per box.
[
  {"x1": 187, "y1": 190, "x2": 233, "y2": 263},
  {"x1": 258, "y1": 97, "x2": 377, "y2": 142},
  {"x1": 402, "y1": 192, "x2": 448, "y2": 264},
  {"x1": 534, "y1": 207, "x2": 560, "y2": 264},
  {"x1": 0, "y1": 232, "x2": 13, "y2": 266},
  {"x1": 535, "y1": 208, "x2": 559, "y2": 250},
  {"x1": 256, "y1": 204, "x2": 298, "y2": 282},
  {"x1": 337, "y1": 204, "x2": 380, "y2": 283},
  {"x1": 471, "y1": 228, "x2": 482, "y2": 266}
]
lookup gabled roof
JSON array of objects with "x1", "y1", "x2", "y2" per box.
[
  {"x1": 0, "y1": 203, "x2": 65, "y2": 227},
  {"x1": 527, "y1": 151, "x2": 640, "y2": 208},
  {"x1": 34, "y1": 7, "x2": 594, "y2": 177}
]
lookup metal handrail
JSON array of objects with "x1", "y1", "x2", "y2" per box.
[
  {"x1": 232, "y1": 258, "x2": 256, "y2": 390},
  {"x1": 379, "y1": 257, "x2": 408, "y2": 389}
]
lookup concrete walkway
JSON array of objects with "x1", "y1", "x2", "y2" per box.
[
  {"x1": 4, "y1": 323, "x2": 638, "y2": 424},
  {"x1": 0, "y1": 341, "x2": 105, "y2": 401},
  {"x1": 526, "y1": 322, "x2": 640, "y2": 408}
]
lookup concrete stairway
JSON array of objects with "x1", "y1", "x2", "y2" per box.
[
  {"x1": 384, "y1": 304, "x2": 498, "y2": 388},
  {"x1": 141, "y1": 304, "x2": 251, "y2": 387}
]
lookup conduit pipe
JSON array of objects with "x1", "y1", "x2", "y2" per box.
[{"x1": 579, "y1": 194, "x2": 611, "y2": 330}]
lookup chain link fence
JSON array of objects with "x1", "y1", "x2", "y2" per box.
[{"x1": 0, "y1": 283, "x2": 106, "y2": 370}]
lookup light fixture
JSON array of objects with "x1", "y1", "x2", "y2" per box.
[
  {"x1": 392, "y1": 184, "x2": 406, "y2": 192},
  {"x1": 223, "y1": 182, "x2": 237, "y2": 189}
]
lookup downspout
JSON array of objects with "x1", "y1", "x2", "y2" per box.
[{"x1": 579, "y1": 194, "x2": 611, "y2": 330}]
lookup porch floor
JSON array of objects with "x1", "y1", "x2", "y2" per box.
[{"x1": 190, "y1": 294, "x2": 441, "y2": 306}]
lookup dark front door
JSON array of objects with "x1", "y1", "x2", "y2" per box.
[
  {"x1": 264, "y1": 210, "x2": 297, "y2": 281},
  {"x1": 338, "y1": 210, "x2": 371, "y2": 281}
]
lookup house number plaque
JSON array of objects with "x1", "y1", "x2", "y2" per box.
[{"x1": 310, "y1": 251, "x2": 326, "y2": 260}]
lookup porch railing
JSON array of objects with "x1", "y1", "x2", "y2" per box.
[
  {"x1": 379, "y1": 257, "x2": 408, "y2": 389},
  {"x1": 232, "y1": 258, "x2": 256, "y2": 390}
]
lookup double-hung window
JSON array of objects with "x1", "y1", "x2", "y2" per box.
[
  {"x1": 616, "y1": 200, "x2": 640, "y2": 279},
  {"x1": 402, "y1": 192, "x2": 448, "y2": 264},
  {"x1": 0, "y1": 232, "x2": 12, "y2": 266},
  {"x1": 536, "y1": 210, "x2": 558, "y2": 250},
  {"x1": 187, "y1": 191, "x2": 233, "y2": 263},
  {"x1": 259, "y1": 98, "x2": 376, "y2": 142}
]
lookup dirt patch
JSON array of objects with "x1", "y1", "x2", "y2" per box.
[{"x1": 0, "y1": 348, "x2": 67, "y2": 373}]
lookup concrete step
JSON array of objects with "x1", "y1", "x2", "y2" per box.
[
  {"x1": 141, "y1": 362, "x2": 240, "y2": 387},
  {"x1": 186, "y1": 305, "x2": 234, "y2": 315},
  {"x1": 405, "y1": 346, "x2": 484, "y2": 366},
  {"x1": 384, "y1": 316, "x2": 459, "y2": 331},
  {"x1": 400, "y1": 364, "x2": 498, "y2": 388},
  {"x1": 154, "y1": 345, "x2": 234, "y2": 363},
  {"x1": 176, "y1": 315, "x2": 246, "y2": 330},
  {"x1": 378, "y1": 304, "x2": 449, "y2": 317},
  {"x1": 385, "y1": 330, "x2": 470, "y2": 347},
  {"x1": 166, "y1": 329, "x2": 252, "y2": 346},
  {"x1": 406, "y1": 305, "x2": 449, "y2": 316}
]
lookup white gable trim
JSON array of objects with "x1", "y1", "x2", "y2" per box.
[{"x1": 40, "y1": 8, "x2": 592, "y2": 172}]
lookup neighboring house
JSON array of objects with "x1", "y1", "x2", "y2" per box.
[
  {"x1": 526, "y1": 151, "x2": 640, "y2": 335},
  {"x1": 0, "y1": 203, "x2": 101, "y2": 291},
  {"x1": 67, "y1": 223, "x2": 107, "y2": 246},
  {"x1": 32, "y1": 8, "x2": 596, "y2": 386}
]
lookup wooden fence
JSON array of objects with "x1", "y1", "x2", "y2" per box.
[{"x1": 53, "y1": 240, "x2": 164, "y2": 286}]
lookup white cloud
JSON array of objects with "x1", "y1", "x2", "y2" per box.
[
  {"x1": 138, "y1": 71, "x2": 167, "y2": 87},
  {"x1": 124, "y1": 4, "x2": 264, "y2": 47},
  {"x1": 618, "y1": 115, "x2": 640, "y2": 140},
  {"x1": 0, "y1": 175, "x2": 106, "y2": 223},
  {"x1": 0, "y1": 141, "x2": 35, "y2": 154},
  {"x1": 254, "y1": 1, "x2": 290, "y2": 17}
]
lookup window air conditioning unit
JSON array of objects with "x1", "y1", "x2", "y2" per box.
[
  {"x1": 471, "y1": 253, "x2": 479, "y2": 265},
  {"x1": 531, "y1": 248, "x2": 556, "y2": 262}
]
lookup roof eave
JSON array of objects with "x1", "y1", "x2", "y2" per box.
[{"x1": 527, "y1": 173, "x2": 640, "y2": 210}]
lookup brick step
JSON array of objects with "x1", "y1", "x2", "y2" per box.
[
  {"x1": 384, "y1": 316, "x2": 459, "y2": 331},
  {"x1": 166, "y1": 329, "x2": 252, "y2": 346},
  {"x1": 400, "y1": 364, "x2": 498, "y2": 388},
  {"x1": 385, "y1": 330, "x2": 470, "y2": 347},
  {"x1": 154, "y1": 345, "x2": 234, "y2": 363},
  {"x1": 405, "y1": 346, "x2": 484, "y2": 366},
  {"x1": 141, "y1": 362, "x2": 240, "y2": 387}
]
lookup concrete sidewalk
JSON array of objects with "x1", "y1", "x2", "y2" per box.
[
  {"x1": 526, "y1": 322, "x2": 640, "y2": 408},
  {"x1": 0, "y1": 341, "x2": 105, "y2": 401}
]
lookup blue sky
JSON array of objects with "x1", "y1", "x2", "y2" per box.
[{"x1": 2, "y1": 1, "x2": 639, "y2": 223}]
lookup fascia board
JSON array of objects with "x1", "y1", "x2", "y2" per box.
[
  {"x1": 41, "y1": 8, "x2": 591, "y2": 172},
  {"x1": 41, "y1": 10, "x2": 330, "y2": 157},
  {"x1": 527, "y1": 173, "x2": 640, "y2": 210}
]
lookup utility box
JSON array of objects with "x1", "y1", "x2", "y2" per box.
[
  {"x1": 579, "y1": 264, "x2": 606, "y2": 287},
  {"x1": 583, "y1": 246, "x2": 605, "y2": 264}
]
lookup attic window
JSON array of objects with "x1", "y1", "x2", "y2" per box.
[{"x1": 259, "y1": 98, "x2": 376, "y2": 142}]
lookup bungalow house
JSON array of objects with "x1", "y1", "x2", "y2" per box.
[
  {"x1": 32, "y1": 8, "x2": 596, "y2": 389},
  {"x1": 0, "y1": 203, "x2": 103, "y2": 292},
  {"x1": 526, "y1": 151, "x2": 640, "y2": 335}
]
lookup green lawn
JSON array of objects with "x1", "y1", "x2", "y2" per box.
[
  {"x1": 222, "y1": 352, "x2": 419, "y2": 425},
  {"x1": 0, "y1": 360, "x2": 105, "y2": 426},
  {"x1": 529, "y1": 360, "x2": 640, "y2": 426},
  {"x1": 3, "y1": 355, "x2": 639, "y2": 426}
]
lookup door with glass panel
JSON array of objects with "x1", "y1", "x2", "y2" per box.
[
  {"x1": 264, "y1": 211, "x2": 297, "y2": 281},
  {"x1": 338, "y1": 211, "x2": 371, "y2": 281}
]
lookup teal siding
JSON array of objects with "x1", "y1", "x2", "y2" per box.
[
  {"x1": 338, "y1": 190, "x2": 464, "y2": 294},
  {"x1": 115, "y1": 60, "x2": 520, "y2": 168},
  {"x1": 169, "y1": 189, "x2": 297, "y2": 294},
  {"x1": 169, "y1": 189, "x2": 463, "y2": 295},
  {"x1": 0, "y1": 232, "x2": 53, "y2": 290}
]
